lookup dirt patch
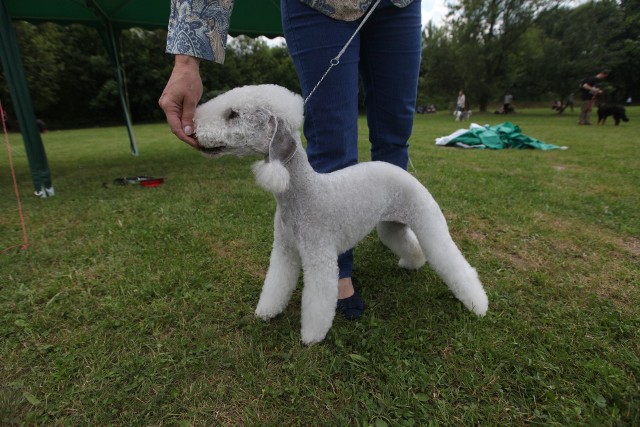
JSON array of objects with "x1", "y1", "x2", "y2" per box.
[
  {"x1": 203, "y1": 236, "x2": 267, "y2": 279},
  {"x1": 621, "y1": 237, "x2": 640, "y2": 255}
]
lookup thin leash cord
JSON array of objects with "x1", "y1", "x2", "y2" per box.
[
  {"x1": 0, "y1": 99, "x2": 29, "y2": 253},
  {"x1": 303, "y1": 0, "x2": 382, "y2": 107},
  {"x1": 301, "y1": 0, "x2": 418, "y2": 174}
]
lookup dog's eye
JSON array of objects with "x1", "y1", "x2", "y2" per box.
[{"x1": 227, "y1": 109, "x2": 239, "y2": 120}]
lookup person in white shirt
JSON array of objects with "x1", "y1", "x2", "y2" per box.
[{"x1": 456, "y1": 90, "x2": 466, "y2": 112}]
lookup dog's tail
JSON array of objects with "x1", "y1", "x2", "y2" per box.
[{"x1": 409, "y1": 194, "x2": 489, "y2": 316}]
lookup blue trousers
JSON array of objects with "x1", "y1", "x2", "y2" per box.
[{"x1": 281, "y1": 0, "x2": 422, "y2": 278}]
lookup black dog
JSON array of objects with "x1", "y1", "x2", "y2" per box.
[{"x1": 597, "y1": 104, "x2": 630, "y2": 125}]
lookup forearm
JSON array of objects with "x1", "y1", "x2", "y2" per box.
[{"x1": 582, "y1": 83, "x2": 601, "y2": 94}]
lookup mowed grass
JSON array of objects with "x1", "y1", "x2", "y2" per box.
[{"x1": 1, "y1": 107, "x2": 638, "y2": 426}]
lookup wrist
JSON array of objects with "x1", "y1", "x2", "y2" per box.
[{"x1": 174, "y1": 55, "x2": 201, "y2": 68}]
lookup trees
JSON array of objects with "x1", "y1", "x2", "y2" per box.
[
  {"x1": 0, "y1": 25, "x2": 297, "y2": 130},
  {"x1": 420, "y1": 22, "x2": 462, "y2": 109},
  {"x1": 420, "y1": 0, "x2": 637, "y2": 111},
  {"x1": 611, "y1": 0, "x2": 640, "y2": 101},
  {"x1": 443, "y1": 0, "x2": 564, "y2": 111},
  {"x1": 1, "y1": 1, "x2": 637, "y2": 129}
]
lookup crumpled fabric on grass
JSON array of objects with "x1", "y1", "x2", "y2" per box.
[{"x1": 435, "y1": 122, "x2": 568, "y2": 150}]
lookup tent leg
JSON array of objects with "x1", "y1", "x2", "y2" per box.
[
  {"x1": 0, "y1": 0, "x2": 54, "y2": 196},
  {"x1": 97, "y1": 27, "x2": 138, "y2": 156}
]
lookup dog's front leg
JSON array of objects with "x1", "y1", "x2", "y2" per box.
[
  {"x1": 299, "y1": 245, "x2": 339, "y2": 345},
  {"x1": 255, "y1": 221, "x2": 301, "y2": 320}
]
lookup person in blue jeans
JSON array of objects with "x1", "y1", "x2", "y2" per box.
[{"x1": 159, "y1": 0, "x2": 423, "y2": 320}]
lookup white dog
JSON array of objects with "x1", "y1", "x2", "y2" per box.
[
  {"x1": 454, "y1": 109, "x2": 472, "y2": 121},
  {"x1": 195, "y1": 85, "x2": 488, "y2": 344}
]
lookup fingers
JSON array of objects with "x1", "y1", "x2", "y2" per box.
[
  {"x1": 161, "y1": 100, "x2": 199, "y2": 148},
  {"x1": 159, "y1": 55, "x2": 203, "y2": 149},
  {"x1": 159, "y1": 97, "x2": 197, "y2": 147},
  {"x1": 180, "y1": 93, "x2": 199, "y2": 146}
]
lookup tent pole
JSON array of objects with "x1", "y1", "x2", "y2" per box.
[
  {"x1": 0, "y1": 0, "x2": 54, "y2": 196},
  {"x1": 87, "y1": 0, "x2": 138, "y2": 156},
  {"x1": 102, "y1": 27, "x2": 139, "y2": 156}
]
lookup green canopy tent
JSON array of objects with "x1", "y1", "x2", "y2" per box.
[{"x1": 0, "y1": 0, "x2": 283, "y2": 196}]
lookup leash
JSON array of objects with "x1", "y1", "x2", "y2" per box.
[
  {"x1": 0, "y1": 99, "x2": 29, "y2": 253},
  {"x1": 588, "y1": 93, "x2": 599, "y2": 111},
  {"x1": 300, "y1": 0, "x2": 418, "y2": 174},
  {"x1": 303, "y1": 0, "x2": 382, "y2": 107}
]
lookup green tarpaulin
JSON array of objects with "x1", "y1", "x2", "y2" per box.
[{"x1": 435, "y1": 122, "x2": 568, "y2": 150}]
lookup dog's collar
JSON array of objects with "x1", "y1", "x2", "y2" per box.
[{"x1": 281, "y1": 146, "x2": 297, "y2": 165}]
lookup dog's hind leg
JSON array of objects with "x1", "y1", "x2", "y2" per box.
[
  {"x1": 409, "y1": 203, "x2": 488, "y2": 316},
  {"x1": 298, "y1": 244, "x2": 339, "y2": 345},
  {"x1": 255, "y1": 218, "x2": 301, "y2": 320},
  {"x1": 377, "y1": 221, "x2": 426, "y2": 269}
]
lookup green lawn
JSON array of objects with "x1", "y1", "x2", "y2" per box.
[{"x1": 1, "y1": 107, "x2": 638, "y2": 426}]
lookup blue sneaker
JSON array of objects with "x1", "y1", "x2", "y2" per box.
[{"x1": 337, "y1": 290, "x2": 365, "y2": 320}]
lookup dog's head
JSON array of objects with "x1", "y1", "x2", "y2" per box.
[{"x1": 194, "y1": 84, "x2": 304, "y2": 159}]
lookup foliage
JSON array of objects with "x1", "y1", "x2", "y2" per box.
[
  {"x1": 448, "y1": 0, "x2": 561, "y2": 110},
  {"x1": 3, "y1": 22, "x2": 65, "y2": 113},
  {"x1": 1, "y1": 109, "x2": 639, "y2": 425},
  {"x1": 420, "y1": 0, "x2": 639, "y2": 111},
  {"x1": 0, "y1": 26, "x2": 297, "y2": 130},
  {"x1": 1, "y1": 1, "x2": 638, "y2": 127}
]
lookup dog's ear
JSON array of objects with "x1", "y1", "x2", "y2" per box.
[
  {"x1": 268, "y1": 116, "x2": 298, "y2": 164},
  {"x1": 251, "y1": 116, "x2": 297, "y2": 194}
]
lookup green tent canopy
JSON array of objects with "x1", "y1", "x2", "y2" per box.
[
  {"x1": 3, "y1": 0, "x2": 283, "y2": 36},
  {"x1": 0, "y1": 0, "x2": 283, "y2": 196}
]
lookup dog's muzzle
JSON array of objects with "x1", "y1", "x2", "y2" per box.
[{"x1": 199, "y1": 144, "x2": 226, "y2": 157}]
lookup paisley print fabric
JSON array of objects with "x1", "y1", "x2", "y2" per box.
[
  {"x1": 166, "y1": 0, "x2": 234, "y2": 63},
  {"x1": 166, "y1": 0, "x2": 415, "y2": 62},
  {"x1": 300, "y1": 0, "x2": 413, "y2": 21}
]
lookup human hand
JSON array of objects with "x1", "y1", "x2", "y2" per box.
[{"x1": 159, "y1": 55, "x2": 203, "y2": 148}]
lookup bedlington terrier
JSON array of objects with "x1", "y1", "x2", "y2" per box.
[{"x1": 194, "y1": 84, "x2": 488, "y2": 344}]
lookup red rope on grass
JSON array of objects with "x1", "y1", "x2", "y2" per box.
[{"x1": 1, "y1": 99, "x2": 29, "y2": 253}]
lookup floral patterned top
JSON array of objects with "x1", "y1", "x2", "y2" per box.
[{"x1": 166, "y1": 0, "x2": 415, "y2": 63}]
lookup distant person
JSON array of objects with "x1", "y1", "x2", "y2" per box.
[
  {"x1": 578, "y1": 70, "x2": 608, "y2": 125},
  {"x1": 36, "y1": 119, "x2": 48, "y2": 133},
  {"x1": 456, "y1": 90, "x2": 466, "y2": 112},
  {"x1": 503, "y1": 93, "x2": 513, "y2": 114},
  {"x1": 565, "y1": 93, "x2": 574, "y2": 112},
  {"x1": 626, "y1": 96, "x2": 632, "y2": 106}
]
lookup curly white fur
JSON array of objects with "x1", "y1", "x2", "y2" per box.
[
  {"x1": 195, "y1": 85, "x2": 489, "y2": 345},
  {"x1": 252, "y1": 160, "x2": 290, "y2": 193}
]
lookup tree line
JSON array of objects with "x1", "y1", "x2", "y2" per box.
[
  {"x1": 0, "y1": 0, "x2": 637, "y2": 130},
  {"x1": 0, "y1": 24, "x2": 299, "y2": 130},
  {"x1": 421, "y1": 0, "x2": 639, "y2": 111}
]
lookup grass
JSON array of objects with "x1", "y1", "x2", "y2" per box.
[{"x1": 1, "y1": 107, "x2": 638, "y2": 426}]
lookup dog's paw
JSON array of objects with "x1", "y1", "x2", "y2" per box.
[
  {"x1": 255, "y1": 305, "x2": 279, "y2": 321},
  {"x1": 398, "y1": 254, "x2": 427, "y2": 270},
  {"x1": 464, "y1": 291, "x2": 489, "y2": 317},
  {"x1": 300, "y1": 327, "x2": 328, "y2": 345}
]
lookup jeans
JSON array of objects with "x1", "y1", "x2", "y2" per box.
[
  {"x1": 579, "y1": 99, "x2": 594, "y2": 124},
  {"x1": 282, "y1": 0, "x2": 422, "y2": 278}
]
